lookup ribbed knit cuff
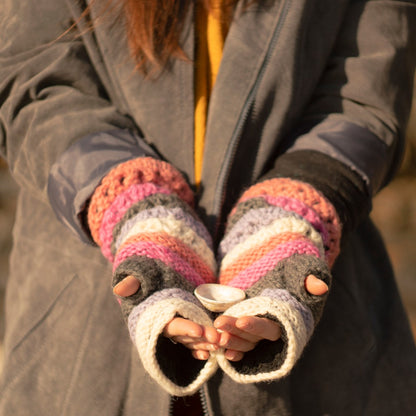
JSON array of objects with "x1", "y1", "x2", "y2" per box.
[{"x1": 129, "y1": 290, "x2": 218, "y2": 396}]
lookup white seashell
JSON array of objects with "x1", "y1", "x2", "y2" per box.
[{"x1": 194, "y1": 284, "x2": 246, "y2": 312}]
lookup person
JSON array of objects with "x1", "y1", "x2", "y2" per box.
[{"x1": 0, "y1": 0, "x2": 416, "y2": 414}]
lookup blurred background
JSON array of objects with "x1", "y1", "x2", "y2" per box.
[{"x1": 0, "y1": 83, "x2": 416, "y2": 373}]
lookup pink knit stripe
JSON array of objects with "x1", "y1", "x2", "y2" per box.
[
  {"x1": 116, "y1": 232, "x2": 216, "y2": 282},
  {"x1": 98, "y1": 183, "x2": 172, "y2": 260},
  {"x1": 219, "y1": 233, "x2": 310, "y2": 283},
  {"x1": 220, "y1": 240, "x2": 321, "y2": 288},
  {"x1": 260, "y1": 196, "x2": 329, "y2": 246},
  {"x1": 114, "y1": 241, "x2": 212, "y2": 287},
  {"x1": 88, "y1": 157, "x2": 194, "y2": 245},
  {"x1": 235, "y1": 178, "x2": 341, "y2": 265}
]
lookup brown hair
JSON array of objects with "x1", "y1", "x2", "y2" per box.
[
  {"x1": 74, "y1": 0, "x2": 245, "y2": 75},
  {"x1": 120, "y1": 0, "x2": 240, "y2": 75}
]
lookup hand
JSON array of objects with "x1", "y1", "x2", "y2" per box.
[
  {"x1": 213, "y1": 274, "x2": 328, "y2": 362},
  {"x1": 113, "y1": 274, "x2": 328, "y2": 362},
  {"x1": 163, "y1": 317, "x2": 221, "y2": 360},
  {"x1": 214, "y1": 315, "x2": 281, "y2": 361},
  {"x1": 113, "y1": 277, "x2": 221, "y2": 360}
]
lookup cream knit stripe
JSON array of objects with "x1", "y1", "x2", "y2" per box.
[
  {"x1": 215, "y1": 296, "x2": 309, "y2": 384},
  {"x1": 114, "y1": 205, "x2": 213, "y2": 254},
  {"x1": 99, "y1": 183, "x2": 172, "y2": 260},
  {"x1": 218, "y1": 206, "x2": 298, "y2": 259},
  {"x1": 220, "y1": 215, "x2": 325, "y2": 271},
  {"x1": 116, "y1": 216, "x2": 216, "y2": 271},
  {"x1": 88, "y1": 157, "x2": 194, "y2": 246},
  {"x1": 128, "y1": 288, "x2": 201, "y2": 343},
  {"x1": 234, "y1": 178, "x2": 341, "y2": 265},
  {"x1": 134, "y1": 297, "x2": 218, "y2": 396}
]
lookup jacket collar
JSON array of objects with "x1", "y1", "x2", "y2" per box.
[{"x1": 89, "y1": 0, "x2": 287, "y2": 220}]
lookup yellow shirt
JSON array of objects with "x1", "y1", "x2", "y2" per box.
[{"x1": 194, "y1": 1, "x2": 231, "y2": 186}]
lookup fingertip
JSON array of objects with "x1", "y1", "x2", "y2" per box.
[
  {"x1": 205, "y1": 326, "x2": 221, "y2": 344},
  {"x1": 189, "y1": 322, "x2": 204, "y2": 338},
  {"x1": 193, "y1": 350, "x2": 210, "y2": 360},
  {"x1": 113, "y1": 275, "x2": 140, "y2": 297},
  {"x1": 225, "y1": 350, "x2": 244, "y2": 362},
  {"x1": 305, "y1": 274, "x2": 328, "y2": 296}
]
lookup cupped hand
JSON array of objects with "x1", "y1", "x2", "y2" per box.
[
  {"x1": 113, "y1": 274, "x2": 328, "y2": 361},
  {"x1": 213, "y1": 274, "x2": 328, "y2": 362},
  {"x1": 163, "y1": 317, "x2": 221, "y2": 360},
  {"x1": 214, "y1": 315, "x2": 281, "y2": 361}
]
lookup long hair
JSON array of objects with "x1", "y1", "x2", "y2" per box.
[{"x1": 120, "y1": 0, "x2": 240, "y2": 75}]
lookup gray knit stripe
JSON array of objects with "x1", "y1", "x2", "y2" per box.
[
  {"x1": 128, "y1": 288, "x2": 201, "y2": 342},
  {"x1": 225, "y1": 198, "x2": 272, "y2": 230}
]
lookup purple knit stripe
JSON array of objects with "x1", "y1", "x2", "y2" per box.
[
  {"x1": 219, "y1": 206, "x2": 297, "y2": 257},
  {"x1": 127, "y1": 288, "x2": 200, "y2": 343},
  {"x1": 99, "y1": 183, "x2": 172, "y2": 260},
  {"x1": 226, "y1": 240, "x2": 321, "y2": 290},
  {"x1": 259, "y1": 288, "x2": 315, "y2": 336},
  {"x1": 114, "y1": 206, "x2": 213, "y2": 253},
  {"x1": 260, "y1": 195, "x2": 329, "y2": 245},
  {"x1": 113, "y1": 241, "x2": 207, "y2": 287}
]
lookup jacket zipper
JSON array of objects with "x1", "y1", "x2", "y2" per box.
[
  {"x1": 199, "y1": 385, "x2": 211, "y2": 416},
  {"x1": 168, "y1": 387, "x2": 211, "y2": 416},
  {"x1": 212, "y1": 0, "x2": 291, "y2": 237}
]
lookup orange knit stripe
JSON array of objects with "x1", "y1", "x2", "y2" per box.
[
  {"x1": 219, "y1": 233, "x2": 311, "y2": 285},
  {"x1": 117, "y1": 232, "x2": 216, "y2": 281}
]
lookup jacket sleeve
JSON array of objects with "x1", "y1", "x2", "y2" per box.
[
  {"x1": 216, "y1": 0, "x2": 416, "y2": 383},
  {"x1": 277, "y1": 0, "x2": 416, "y2": 220},
  {"x1": 0, "y1": 0, "x2": 156, "y2": 242}
]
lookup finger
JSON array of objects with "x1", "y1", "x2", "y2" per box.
[
  {"x1": 304, "y1": 274, "x2": 328, "y2": 296},
  {"x1": 224, "y1": 349, "x2": 245, "y2": 362},
  {"x1": 235, "y1": 316, "x2": 281, "y2": 341},
  {"x1": 218, "y1": 331, "x2": 257, "y2": 352},
  {"x1": 214, "y1": 316, "x2": 266, "y2": 343},
  {"x1": 163, "y1": 317, "x2": 204, "y2": 339},
  {"x1": 113, "y1": 275, "x2": 141, "y2": 297},
  {"x1": 185, "y1": 341, "x2": 219, "y2": 352},
  {"x1": 203, "y1": 325, "x2": 221, "y2": 344},
  {"x1": 192, "y1": 350, "x2": 210, "y2": 360},
  {"x1": 170, "y1": 325, "x2": 220, "y2": 347}
]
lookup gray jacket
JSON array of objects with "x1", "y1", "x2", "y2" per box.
[{"x1": 1, "y1": 0, "x2": 416, "y2": 415}]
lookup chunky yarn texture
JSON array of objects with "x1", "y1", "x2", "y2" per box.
[
  {"x1": 216, "y1": 177, "x2": 340, "y2": 383},
  {"x1": 88, "y1": 157, "x2": 217, "y2": 396},
  {"x1": 88, "y1": 161, "x2": 342, "y2": 390}
]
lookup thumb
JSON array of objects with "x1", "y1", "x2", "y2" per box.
[{"x1": 304, "y1": 274, "x2": 328, "y2": 296}]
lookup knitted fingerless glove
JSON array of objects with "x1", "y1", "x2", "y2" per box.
[
  {"x1": 216, "y1": 177, "x2": 341, "y2": 383},
  {"x1": 88, "y1": 157, "x2": 218, "y2": 396}
]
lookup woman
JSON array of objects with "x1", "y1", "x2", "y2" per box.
[{"x1": 0, "y1": 0, "x2": 415, "y2": 414}]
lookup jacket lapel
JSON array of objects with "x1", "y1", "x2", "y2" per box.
[
  {"x1": 200, "y1": 0, "x2": 288, "y2": 223},
  {"x1": 88, "y1": 1, "x2": 196, "y2": 183}
]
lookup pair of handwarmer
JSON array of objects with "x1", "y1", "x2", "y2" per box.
[{"x1": 87, "y1": 157, "x2": 341, "y2": 395}]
